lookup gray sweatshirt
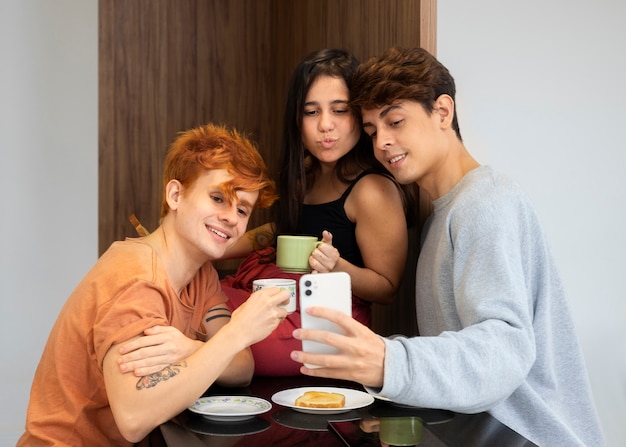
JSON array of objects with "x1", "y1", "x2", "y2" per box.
[{"x1": 376, "y1": 166, "x2": 604, "y2": 446}]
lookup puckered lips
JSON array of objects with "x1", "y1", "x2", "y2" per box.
[{"x1": 320, "y1": 137, "x2": 337, "y2": 149}]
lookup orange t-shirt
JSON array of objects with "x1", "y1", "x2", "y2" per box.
[{"x1": 18, "y1": 239, "x2": 227, "y2": 446}]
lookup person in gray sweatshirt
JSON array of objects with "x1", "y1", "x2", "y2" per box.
[{"x1": 290, "y1": 46, "x2": 605, "y2": 447}]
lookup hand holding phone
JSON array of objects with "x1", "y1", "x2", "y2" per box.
[{"x1": 299, "y1": 272, "x2": 352, "y2": 368}]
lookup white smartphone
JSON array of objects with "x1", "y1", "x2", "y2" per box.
[{"x1": 299, "y1": 271, "x2": 352, "y2": 368}]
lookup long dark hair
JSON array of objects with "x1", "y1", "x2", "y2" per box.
[{"x1": 273, "y1": 48, "x2": 394, "y2": 235}]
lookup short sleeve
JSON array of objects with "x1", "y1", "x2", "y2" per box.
[{"x1": 92, "y1": 280, "x2": 169, "y2": 368}]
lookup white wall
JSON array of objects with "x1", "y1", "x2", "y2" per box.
[
  {"x1": 1, "y1": 0, "x2": 623, "y2": 446},
  {"x1": 438, "y1": 1, "x2": 626, "y2": 446},
  {"x1": 0, "y1": 0, "x2": 97, "y2": 445}
]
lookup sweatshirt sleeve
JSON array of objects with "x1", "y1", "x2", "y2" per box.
[{"x1": 376, "y1": 180, "x2": 539, "y2": 413}]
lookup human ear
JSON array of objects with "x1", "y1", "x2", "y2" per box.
[
  {"x1": 165, "y1": 179, "x2": 182, "y2": 211},
  {"x1": 434, "y1": 94, "x2": 455, "y2": 129}
]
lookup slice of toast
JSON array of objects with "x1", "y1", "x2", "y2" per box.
[{"x1": 294, "y1": 391, "x2": 345, "y2": 408}]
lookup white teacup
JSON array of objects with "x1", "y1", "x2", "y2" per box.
[{"x1": 252, "y1": 278, "x2": 297, "y2": 313}]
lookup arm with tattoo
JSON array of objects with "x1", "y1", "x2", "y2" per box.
[
  {"x1": 220, "y1": 222, "x2": 276, "y2": 260},
  {"x1": 246, "y1": 225, "x2": 275, "y2": 251},
  {"x1": 102, "y1": 286, "x2": 289, "y2": 442},
  {"x1": 136, "y1": 361, "x2": 188, "y2": 390}
]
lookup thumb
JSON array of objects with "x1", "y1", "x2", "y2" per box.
[
  {"x1": 144, "y1": 325, "x2": 167, "y2": 335},
  {"x1": 322, "y1": 230, "x2": 333, "y2": 244}
]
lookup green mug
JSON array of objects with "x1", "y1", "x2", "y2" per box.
[
  {"x1": 276, "y1": 235, "x2": 320, "y2": 273},
  {"x1": 379, "y1": 416, "x2": 423, "y2": 446}
]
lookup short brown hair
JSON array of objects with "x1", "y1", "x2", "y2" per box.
[
  {"x1": 351, "y1": 47, "x2": 462, "y2": 140},
  {"x1": 161, "y1": 123, "x2": 277, "y2": 217}
]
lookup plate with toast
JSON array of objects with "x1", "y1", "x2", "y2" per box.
[{"x1": 271, "y1": 386, "x2": 374, "y2": 414}]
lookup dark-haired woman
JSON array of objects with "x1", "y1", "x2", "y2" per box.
[{"x1": 222, "y1": 48, "x2": 412, "y2": 375}]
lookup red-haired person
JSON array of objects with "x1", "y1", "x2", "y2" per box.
[{"x1": 18, "y1": 124, "x2": 287, "y2": 446}]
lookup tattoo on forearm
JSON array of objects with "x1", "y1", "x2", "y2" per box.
[
  {"x1": 206, "y1": 307, "x2": 230, "y2": 313},
  {"x1": 205, "y1": 307, "x2": 231, "y2": 323},
  {"x1": 246, "y1": 229, "x2": 274, "y2": 251},
  {"x1": 135, "y1": 361, "x2": 187, "y2": 390},
  {"x1": 205, "y1": 314, "x2": 231, "y2": 323}
]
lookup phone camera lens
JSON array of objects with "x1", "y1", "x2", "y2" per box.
[
  {"x1": 304, "y1": 280, "x2": 312, "y2": 287},
  {"x1": 305, "y1": 289, "x2": 312, "y2": 296}
]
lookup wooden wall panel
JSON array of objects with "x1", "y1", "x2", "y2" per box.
[
  {"x1": 99, "y1": 0, "x2": 203, "y2": 250},
  {"x1": 99, "y1": 0, "x2": 436, "y2": 337},
  {"x1": 193, "y1": 1, "x2": 275, "y2": 273}
]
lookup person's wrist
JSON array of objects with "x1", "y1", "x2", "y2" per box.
[{"x1": 211, "y1": 321, "x2": 248, "y2": 352}]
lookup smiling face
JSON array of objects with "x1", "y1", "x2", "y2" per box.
[
  {"x1": 300, "y1": 75, "x2": 360, "y2": 165},
  {"x1": 361, "y1": 95, "x2": 472, "y2": 199},
  {"x1": 362, "y1": 100, "x2": 444, "y2": 185},
  {"x1": 168, "y1": 168, "x2": 258, "y2": 261}
]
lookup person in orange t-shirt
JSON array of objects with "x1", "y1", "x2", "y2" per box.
[{"x1": 18, "y1": 124, "x2": 289, "y2": 446}]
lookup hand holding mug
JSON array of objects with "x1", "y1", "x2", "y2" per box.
[
  {"x1": 232, "y1": 287, "x2": 289, "y2": 346},
  {"x1": 310, "y1": 230, "x2": 339, "y2": 273},
  {"x1": 252, "y1": 278, "x2": 297, "y2": 313}
]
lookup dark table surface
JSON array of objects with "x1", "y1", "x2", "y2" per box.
[{"x1": 155, "y1": 375, "x2": 538, "y2": 447}]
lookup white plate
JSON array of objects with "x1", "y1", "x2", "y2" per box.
[
  {"x1": 271, "y1": 386, "x2": 374, "y2": 415},
  {"x1": 188, "y1": 396, "x2": 272, "y2": 422},
  {"x1": 184, "y1": 415, "x2": 271, "y2": 435}
]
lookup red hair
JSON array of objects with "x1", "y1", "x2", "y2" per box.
[{"x1": 161, "y1": 123, "x2": 277, "y2": 217}]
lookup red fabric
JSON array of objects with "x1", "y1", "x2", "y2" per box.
[{"x1": 221, "y1": 247, "x2": 370, "y2": 376}]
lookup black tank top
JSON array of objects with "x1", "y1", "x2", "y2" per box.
[{"x1": 297, "y1": 170, "x2": 388, "y2": 267}]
